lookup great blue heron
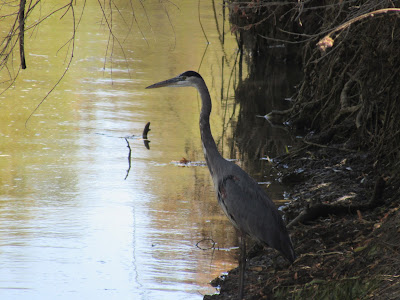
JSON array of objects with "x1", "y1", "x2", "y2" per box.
[{"x1": 146, "y1": 71, "x2": 296, "y2": 299}]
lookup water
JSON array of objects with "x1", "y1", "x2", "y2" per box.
[{"x1": 0, "y1": 1, "x2": 294, "y2": 299}]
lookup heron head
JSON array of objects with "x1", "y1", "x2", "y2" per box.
[{"x1": 146, "y1": 71, "x2": 203, "y2": 89}]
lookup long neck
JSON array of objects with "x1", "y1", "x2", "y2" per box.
[{"x1": 196, "y1": 79, "x2": 223, "y2": 176}]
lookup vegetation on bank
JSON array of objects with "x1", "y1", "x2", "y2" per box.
[{"x1": 206, "y1": 1, "x2": 400, "y2": 298}]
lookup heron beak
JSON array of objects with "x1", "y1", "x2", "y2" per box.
[{"x1": 146, "y1": 76, "x2": 181, "y2": 89}]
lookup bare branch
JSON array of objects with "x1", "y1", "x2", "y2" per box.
[
  {"x1": 318, "y1": 8, "x2": 400, "y2": 52},
  {"x1": 25, "y1": 1, "x2": 77, "y2": 127},
  {"x1": 19, "y1": 0, "x2": 26, "y2": 69}
]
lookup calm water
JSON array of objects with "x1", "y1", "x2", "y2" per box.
[{"x1": 0, "y1": 1, "x2": 292, "y2": 299}]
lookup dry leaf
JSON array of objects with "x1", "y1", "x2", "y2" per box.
[{"x1": 317, "y1": 36, "x2": 334, "y2": 52}]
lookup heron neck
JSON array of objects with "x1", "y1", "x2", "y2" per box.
[{"x1": 197, "y1": 81, "x2": 223, "y2": 173}]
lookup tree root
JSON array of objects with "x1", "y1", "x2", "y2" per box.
[
  {"x1": 287, "y1": 176, "x2": 385, "y2": 229},
  {"x1": 301, "y1": 139, "x2": 357, "y2": 152},
  {"x1": 317, "y1": 8, "x2": 400, "y2": 52}
]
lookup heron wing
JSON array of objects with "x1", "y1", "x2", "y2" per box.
[{"x1": 217, "y1": 166, "x2": 295, "y2": 262}]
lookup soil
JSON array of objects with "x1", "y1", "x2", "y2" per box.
[
  {"x1": 204, "y1": 143, "x2": 400, "y2": 299},
  {"x1": 205, "y1": 1, "x2": 400, "y2": 298}
]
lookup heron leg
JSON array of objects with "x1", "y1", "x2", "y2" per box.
[{"x1": 238, "y1": 233, "x2": 246, "y2": 299}]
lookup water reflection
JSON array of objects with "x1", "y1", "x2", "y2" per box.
[
  {"x1": 228, "y1": 61, "x2": 302, "y2": 201},
  {"x1": 0, "y1": 0, "x2": 299, "y2": 299}
]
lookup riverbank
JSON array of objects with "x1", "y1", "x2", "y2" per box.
[
  {"x1": 203, "y1": 1, "x2": 400, "y2": 298},
  {"x1": 204, "y1": 142, "x2": 399, "y2": 299},
  {"x1": 204, "y1": 0, "x2": 400, "y2": 299}
]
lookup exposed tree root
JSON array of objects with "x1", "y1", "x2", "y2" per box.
[{"x1": 288, "y1": 176, "x2": 386, "y2": 228}]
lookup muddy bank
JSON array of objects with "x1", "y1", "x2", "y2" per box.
[
  {"x1": 204, "y1": 0, "x2": 400, "y2": 298},
  {"x1": 205, "y1": 144, "x2": 399, "y2": 299}
]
